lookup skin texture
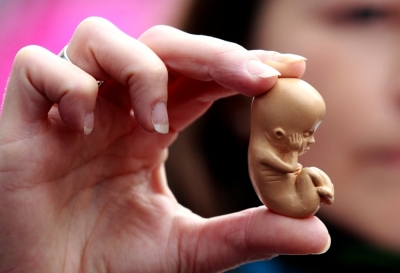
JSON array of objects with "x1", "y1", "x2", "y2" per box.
[
  {"x1": 248, "y1": 78, "x2": 334, "y2": 218},
  {"x1": 0, "y1": 18, "x2": 331, "y2": 273},
  {"x1": 251, "y1": 0, "x2": 400, "y2": 251}
]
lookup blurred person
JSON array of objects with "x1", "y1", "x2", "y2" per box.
[{"x1": 167, "y1": 0, "x2": 400, "y2": 272}]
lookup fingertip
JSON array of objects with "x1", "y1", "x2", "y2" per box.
[
  {"x1": 236, "y1": 75, "x2": 279, "y2": 97},
  {"x1": 247, "y1": 60, "x2": 281, "y2": 78},
  {"x1": 128, "y1": 70, "x2": 169, "y2": 134},
  {"x1": 57, "y1": 77, "x2": 98, "y2": 134},
  {"x1": 314, "y1": 233, "x2": 331, "y2": 254},
  {"x1": 265, "y1": 60, "x2": 306, "y2": 79},
  {"x1": 152, "y1": 101, "x2": 169, "y2": 134},
  {"x1": 83, "y1": 112, "x2": 94, "y2": 135},
  {"x1": 299, "y1": 215, "x2": 331, "y2": 255},
  {"x1": 251, "y1": 50, "x2": 307, "y2": 79},
  {"x1": 130, "y1": 98, "x2": 170, "y2": 134},
  {"x1": 271, "y1": 53, "x2": 307, "y2": 62}
]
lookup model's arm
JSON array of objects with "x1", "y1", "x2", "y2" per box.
[{"x1": 251, "y1": 141, "x2": 298, "y2": 173}]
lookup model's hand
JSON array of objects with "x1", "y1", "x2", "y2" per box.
[
  {"x1": 289, "y1": 133, "x2": 304, "y2": 151},
  {"x1": 0, "y1": 18, "x2": 329, "y2": 273},
  {"x1": 294, "y1": 163, "x2": 303, "y2": 176}
]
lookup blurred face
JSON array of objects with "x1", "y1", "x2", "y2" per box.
[{"x1": 252, "y1": 0, "x2": 400, "y2": 251}]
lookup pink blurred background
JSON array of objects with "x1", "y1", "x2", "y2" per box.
[{"x1": 0, "y1": 0, "x2": 190, "y2": 106}]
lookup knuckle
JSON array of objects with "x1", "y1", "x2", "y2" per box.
[
  {"x1": 127, "y1": 62, "x2": 168, "y2": 89},
  {"x1": 134, "y1": 62, "x2": 167, "y2": 81},
  {"x1": 74, "y1": 17, "x2": 117, "y2": 46},
  {"x1": 14, "y1": 45, "x2": 45, "y2": 68},
  {"x1": 72, "y1": 76, "x2": 98, "y2": 94},
  {"x1": 146, "y1": 62, "x2": 168, "y2": 77},
  {"x1": 12, "y1": 46, "x2": 54, "y2": 83},
  {"x1": 76, "y1": 17, "x2": 110, "y2": 34},
  {"x1": 139, "y1": 25, "x2": 182, "y2": 45},
  {"x1": 213, "y1": 40, "x2": 245, "y2": 59},
  {"x1": 140, "y1": 25, "x2": 171, "y2": 39}
]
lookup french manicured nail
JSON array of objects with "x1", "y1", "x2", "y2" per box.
[
  {"x1": 247, "y1": 60, "x2": 281, "y2": 78},
  {"x1": 273, "y1": 53, "x2": 307, "y2": 63},
  {"x1": 84, "y1": 112, "x2": 94, "y2": 135},
  {"x1": 152, "y1": 101, "x2": 169, "y2": 134},
  {"x1": 313, "y1": 235, "x2": 331, "y2": 255}
]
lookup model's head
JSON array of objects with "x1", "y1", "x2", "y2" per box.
[{"x1": 251, "y1": 78, "x2": 325, "y2": 154}]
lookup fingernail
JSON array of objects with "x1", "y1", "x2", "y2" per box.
[
  {"x1": 84, "y1": 112, "x2": 94, "y2": 135},
  {"x1": 314, "y1": 235, "x2": 331, "y2": 255},
  {"x1": 152, "y1": 101, "x2": 169, "y2": 134},
  {"x1": 272, "y1": 53, "x2": 307, "y2": 63},
  {"x1": 247, "y1": 60, "x2": 281, "y2": 78}
]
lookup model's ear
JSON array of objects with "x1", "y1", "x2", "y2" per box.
[{"x1": 273, "y1": 128, "x2": 285, "y2": 139}]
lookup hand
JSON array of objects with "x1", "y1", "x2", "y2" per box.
[
  {"x1": 294, "y1": 163, "x2": 303, "y2": 176},
  {"x1": 289, "y1": 133, "x2": 303, "y2": 151},
  {"x1": 0, "y1": 17, "x2": 329, "y2": 273}
]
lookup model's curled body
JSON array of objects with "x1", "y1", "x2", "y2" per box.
[
  {"x1": 248, "y1": 78, "x2": 334, "y2": 218},
  {"x1": 250, "y1": 161, "x2": 331, "y2": 218}
]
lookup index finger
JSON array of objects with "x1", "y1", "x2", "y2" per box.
[
  {"x1": 139, "y1": 25, "x2": 288, "y2": 97},
  {"x1": 138, "y1": 26, "x2": 306, "y2": 132}
]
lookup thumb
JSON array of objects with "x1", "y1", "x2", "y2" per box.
[{"x1": 184, "y1": 207, "x2": 330, "y2": 272}]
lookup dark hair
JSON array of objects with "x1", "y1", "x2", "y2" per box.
[{"x1": 184, "y1": 0, "x2": 262, "y2": 47}]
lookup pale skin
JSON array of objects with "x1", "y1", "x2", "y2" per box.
[
  {"x1": 0, "y1": 18, "x2": 330, "y2": 273},
  {"x1": 248, "y1": 79, "x2": 334, "y2": 218}
]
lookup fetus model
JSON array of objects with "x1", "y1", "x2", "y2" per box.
[{"x1": 248, "y1": 78, "x2": 334, "y2": 218}]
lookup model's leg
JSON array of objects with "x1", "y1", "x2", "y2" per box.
[
  {"x1": 294, "y1": 170, "x2": 321, "y2": 216},
  {"x1": 307, "y1": 167, "x2": 334, "y2": 205}
]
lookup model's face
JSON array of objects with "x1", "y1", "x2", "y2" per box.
[
  {"x1": 252, "y1": 0, "x2": 400, "y2": 251},
  {"x1": 299, "y1": 119, "x2": 322, "y2": 155}
]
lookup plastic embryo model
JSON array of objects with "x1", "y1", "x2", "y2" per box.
[{"x1": 248, "y1": 78, "x2": 334, "y2": 218}]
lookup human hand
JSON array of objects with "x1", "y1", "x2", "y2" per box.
[{"x1": 0, "y1": 17, "x2": 329, "y2": 273}]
